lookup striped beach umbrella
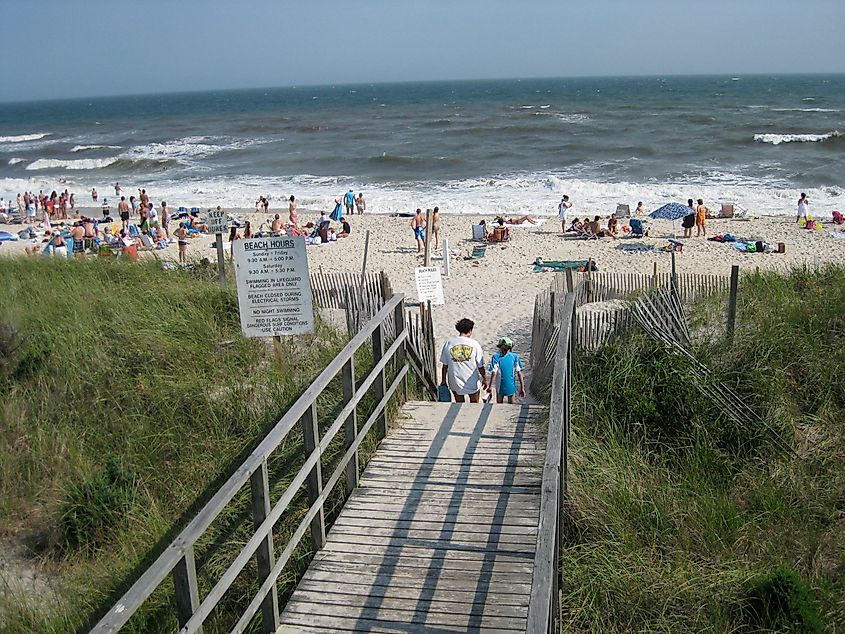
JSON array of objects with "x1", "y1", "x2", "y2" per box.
[{"x1": 650, "y1": 203, "x2": 693, "y2": 221}]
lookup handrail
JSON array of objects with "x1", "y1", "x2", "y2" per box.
[
  {"x1": 526, "y1": 290, "x2": 576, "y2": 633},
  {"x1": 92, "y1": 293, "x2": 412, "y2": 633}
]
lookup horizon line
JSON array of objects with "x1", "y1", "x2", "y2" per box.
[{"x1": 1, "y1": 71, "x2": 843, "y2": 107}]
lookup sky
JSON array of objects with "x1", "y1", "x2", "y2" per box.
[{"x1": 2, "y1": 0, "x2": 844, "y2": 102}]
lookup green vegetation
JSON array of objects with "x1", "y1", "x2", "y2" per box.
[
  {"x1": 0, "y1": 257, "x2": 403, "y2": 632},
  {"x1": 562, "y1": 266, "x2": 844, "y2": 632}
]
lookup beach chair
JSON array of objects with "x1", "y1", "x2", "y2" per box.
[
  {"x1": 579, "y1": 225, "x2": 599, "y2": 240},
  {"x1": 139, "y1": 234, "x2": 154, "y2": 250},
  {"x1": 470, "y1": 244, "x2": 487, "y2": 259},
  {"x1": 720, "y1": 203, "x2": 735, "y2": 219},
  {"x1": 614, "y1": 204, "x2": 630, "y2": 219},
  {"x1": 128, "y1": 224, "x2": 141, "y2": 238},
  {"x1": 629, "y1": 218, "x2": 645, "y2": 238},
  {"x1": 471, "y1": 224, "x2": 486, "y2": 241}
]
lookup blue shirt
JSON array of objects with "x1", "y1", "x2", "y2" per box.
[
  {"x1": 345, "y1": 191, "x2": 355, "y2": 205},
  {"x1": 488, "y1": 351, "x2": 523, "y2": 396}
]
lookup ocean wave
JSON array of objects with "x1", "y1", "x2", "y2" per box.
[
  {"x1": 555, "y1": 114, "x2": 591, "y2": 123},
  {"x1": 0, "y1": 133, "x2": 51, "y2": 143},
  {"x1": 367, "y1": 153, "x2": 463, "y2": 167},
  {"x1": 771, "y1": 108, "x2": 840, "y2": 113},
  {"x1": 26, "y1": 157, "x2": 119, "y2": 171},
  {"x1": 754, "y1": 131, "x2": 841, "y2": 145},
  {"x1": 8, "y1": 158, "x2": 25, "y2": 165},
  {"x1": 70, "y1": 144, "x2": 122, "y2": 152}
]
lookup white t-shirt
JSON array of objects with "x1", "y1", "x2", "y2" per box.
[
  {"x1": 440, "y1": 336, "x2": 485, "y2": 395},
  {"x1": 798, "y1": 200, "x2": 808, "y2": 216},
  {"x1": 558, "y1": 200, "x2": 572, "y2": 219}
]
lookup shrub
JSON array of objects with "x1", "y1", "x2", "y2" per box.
[{"x1": 743, "y1": 566, "x2": 823, "y2": 633}]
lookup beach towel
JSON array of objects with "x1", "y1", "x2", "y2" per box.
[
  {"x1": 532, "y1": 259, "x2": 591, "y2": 272},
  {"x1": 438, "y1": 384, "x2": 452, "y2": 402},
  {"x1": 830, "y1": 232, "x2": 845, "y2": 239},
  {"x1": 616, "y1": 243, "x2": 654, "y2": 253},
  {"x1": 330, "y1": 202, "x2": 343, "y2": 221},
  {"x1": 0, "y1": 231, "x2": 19, "y2": 242}
]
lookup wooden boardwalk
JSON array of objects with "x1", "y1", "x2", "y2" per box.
[{"x1": 279, "y1": 401, "x2": 545, "y2": 633}]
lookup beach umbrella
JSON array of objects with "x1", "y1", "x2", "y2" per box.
[{"x1": 649, "y1": 203, "x2": 692, "y2": 221}]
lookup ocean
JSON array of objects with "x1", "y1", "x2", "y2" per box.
[{"x1": 0, "y1": 75, "x2": 843, "y2": 216}]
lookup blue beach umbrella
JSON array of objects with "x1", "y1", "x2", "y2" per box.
[{"x1": 650, "y1": 203, "x2": 692, "y2": 221}]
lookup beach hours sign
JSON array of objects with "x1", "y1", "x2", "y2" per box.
[{"x1": 232, "y1": 237, "x2": 315, "y2": 337}]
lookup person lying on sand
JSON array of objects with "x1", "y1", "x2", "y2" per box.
[{"x1": 495, "y1": 215, "x2": 538, "y2": 225}]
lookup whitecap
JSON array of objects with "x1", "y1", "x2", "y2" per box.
[
  {"x1": 0, "y1": 133, "x2": 51, "y2": 143},
  {"x1": 8, "y1": 158, "x2": 25, "y2": 165},
  {"x1": 70, "y1": 144, "x2": 122, "y2": 152},
  {"x1": 539, "y1": 105, "x2": 551, "y2": 109},
  {"x1": 771, "y1": 108, "x2": 840, "y2": 113},
  {"x1": 754, "y1": 131, "x2": 840, "y2": 145},
  {"x1": 555, "y1": 113, "x2": 591, "y2": 123},
  {"x1": 26, "y1": 157, "x2": 119, "y2": 170}
]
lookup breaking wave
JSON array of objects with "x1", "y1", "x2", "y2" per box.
[
  {"x1": 26, "y1": 157, "x2": 119, "y2": 170},
  {"x1": 0, "y1": 133, "x2": 51, "y2": 143},
  {"x1": 754, "y1": 131, "x2": 841, "y2": 145}
]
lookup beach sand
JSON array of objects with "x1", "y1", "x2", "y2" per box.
[{"x1": 3, "y1": 210, "x2": 844, "y2": 365}]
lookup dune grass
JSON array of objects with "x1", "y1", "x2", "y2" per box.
[
  {"x1": 562, "y1": 265, "x2": 845, "y2": 632},
  {"x1": 0, "y1": 257, "x2": 405, "y2": 632}
]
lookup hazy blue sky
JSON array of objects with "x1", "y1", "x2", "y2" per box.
[{"x1": 2, "y1": 0, "x2": 843, "y2": 101}]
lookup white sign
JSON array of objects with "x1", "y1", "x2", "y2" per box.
[
  {"x1": 207, "y1": 209, "x2": 229, "y2": 234},
  {"x1": 415, "y1": 266, "x2": 445, "y2": 306},
  {"x1": 233, "y1": 237, "x2": 315, "y2": 337}
]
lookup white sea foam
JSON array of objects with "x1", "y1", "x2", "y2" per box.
[
  {"x1": 8, "y1": 158, "x2": 25, "y2": 165},
  {"x1": 0, "y1": 133, "x2": 51, "y2": 143},
  {"x1": 70, "y1": 144, "x2": 122, "y2": 152},
  {"x1": 122, "y1": 136, "x2": 269, "y2": 164},
  {"x1": 26, "y1": 157, "x2": 119, "y2": 171},
  {"x1": 555, "y1": 114, "x2": 591, "y2": 123},
  {"x1": 754, "y1": 131, "x2": 841, "y2": 145}
]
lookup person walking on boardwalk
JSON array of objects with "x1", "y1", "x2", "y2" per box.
[
  {"x1": 486, "y1": 337, "x2": 525, "y2": 404},
  {"x1": 440, "y1": 318, "x2": 487, "y2": 403}
]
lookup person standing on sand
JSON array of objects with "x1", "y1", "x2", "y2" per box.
[
  {"x1": 356, "y1": 192, "x2": 366, "y2": 214},
  {"x1": 160, "y1": 201, "x2": 170, "y2": 238},
  {"x1": 431, "y1": 206, "x2": 442, "y2": 250},
  {"x1": 411, "y1": 208, "x2": 426, "y2": 253},
  {"x1": 118, "y1": 196, "x2": 130, "y2": 231},
  {"x1": 91, "y1": 188, "x2": 98, "y2": 202},
  {"x1": 682, "y1": 198, "x2": 695, "y2": 238},
  {"x1": 174, "y1": 223, "x2": 189, "y2": 263},
  {"x1": 288, "y1": 195, "x2": 298, "y2": 226},
  {"x1": 440, "y1": 318, "x2": 487, "y2": 403},
  {"x1": 344, "y1": 190, "x2": 355, "y2": 216},
  {"x1": 558, "y1": 195, "x2": 572, "y2": 232},
  {"x1": 696, "y1": 198, "x2": 708, "y2": 237},
  {"x1": 796, "y1": 192, "x2": 809, "y2": 224}
]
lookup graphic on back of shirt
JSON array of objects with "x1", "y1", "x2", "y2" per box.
[{"x1": 449, "y1": 344, "x2": 475, "y2": 363}]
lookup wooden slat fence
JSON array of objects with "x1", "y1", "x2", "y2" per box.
[{"x1": 92, "y1": 294, "x2": 427, "y2": 634}]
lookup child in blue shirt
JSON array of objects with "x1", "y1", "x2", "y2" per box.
[{"x1": 487, "y1": 337, "x2": 525, "y2": 404}]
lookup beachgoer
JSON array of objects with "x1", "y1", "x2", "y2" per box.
[
  {"x1": 431, "y1": 207, "x2": 441, "y2": 250},
  {"x1": 439, "y1": 318, "x2": 487, "y2": 403},
  {"x1": 91, "y1": 188, "x2": 98, "y2": 202},
  {"x1": 118, "y1": 196, "x2": 130, "y2": 231},
  {"x1": 486, "y1": 337, "x2": 525, "y2": 404},
  {"x1": 288, "y1": 195, "x2": 298, "y2": 226},
  {"x1": 356, "y1": 192, "x2": 366, "y2": 214},
  {"x1": 129, "y1": 195, "x2": 137, "y2": 212},
  {"x1": 339, "y1": 218, "x2": 351, "y2": 238},
  {"x1": 70, "y1": 222, "x2": 85, "y2": 256},
  {"x1": 101, "y1": 198, "x2": 110, "y2": 219},
  {"x1": 607, "y1": 215, "x2": 619, "y2": 237},
  {"x1": 558, "y1": 195, "x2": 572, "y2": 232},
  {"x1": 344, "y1": 190, "x2": 355, "y2": 216},
  {"x1": 635, "y1": 201, "x2": 646, "y2": 216},
  {"x1": 271, "y1": 214, "x2": 283, "y2": 235},
  {"x1": 243, "y1": 221, "x2": 252, "y2": 238},
  {"x1": 682, "y1": 198, "x2": 696, "y2": 238},
  {"x1": 331, "y1": 198, "x2": 344, "y2": 222},
  {"x1": 114, "y1": 182, "x2": 121, "y2": 196},
  {"x1": 69, "y1": 193, "x2": 75, "y2": 211},
  {"x1": 160, "y1": 201, "x2": 170, "y2": 238},
  {"x1": 696, "y1": 198, "x2": 708, "y2": 237},
  {"x1": 147, "y1": 202, "x2": 159, "y2": 230},
  {"x1": 139, "y1": 189, "x2": 149, "y2": 208},
  {"x1": 411, "y1": 208, "x2": 426, "y2": 253},
  {"x1": 567, "y1": 217, "x2": 583, "y2": 233},
  {"x1": 174, "y1": 223, "x2": 189, "y2": 263},
  {"x1": 796, "y1": 192, "x2": 809, "y2": 224},
  {"x1": 498, "y1": 215, "x2": 538, "y2": 225}
]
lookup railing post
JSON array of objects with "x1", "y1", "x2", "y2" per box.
[
  {"x1": 393, "y1": 300, "x2": 407, "y2": 404},
  {"x1": 249, "y1": 459, "x2": 280, "y2": 633},
  {"x1": 342, "y1": 357, "x2": 359, "y2": 495},
  {"x1": 300, "y1": 402, "x2": 326, "y2": 550},
  {"x1": 726, "y1": 264, "x2": 739, "y2": 340},
  {"x1": 172, "y1": 548, "x2": 203, "y2": 634},
  {"x1": 372, "y1": 322, "x2": 388, "y2": 439}
]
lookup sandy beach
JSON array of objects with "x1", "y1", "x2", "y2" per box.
[{"x1": 3, "y1": 208, "x2": 844, "y2": 363}]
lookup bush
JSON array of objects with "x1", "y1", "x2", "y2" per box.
[
  {"x1": 743, "y1": 566, "x2": 823, "y2": 633},
  {"x1": 59, "y1": 458, "x2": 138, "y2": 553}
]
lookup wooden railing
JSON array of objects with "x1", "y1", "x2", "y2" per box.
[
  {"x1": 91, "y1": 293, "x2": 423, "y2": 633},
  {"x1": 526, "y1": 291, "x2": 576, "y2": 633}
]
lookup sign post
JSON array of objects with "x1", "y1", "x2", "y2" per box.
[
  {"x1": 233, "y1": 236, "x2": 315, "y2": 337},
  {"x1": 207, "y1": 208, "x2": 229, "y2": 287},
  {"x1": 415, "y1": 266, "x2": 445, "y2": 306}
]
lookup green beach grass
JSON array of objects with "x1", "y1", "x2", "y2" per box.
[
  {"x1": 562, "y1": 265, "x2": 845, "y2": 632},
  {"x1": 0, "y1": 257, "x2": 403, "y2": 632}
]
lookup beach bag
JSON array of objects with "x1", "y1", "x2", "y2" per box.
[
  {"x1": 746, "y1": 242, "x2": 756, "y2": 253},
  {"x1": 438, "y1": 384, "x2": 451, "y2": 402}
]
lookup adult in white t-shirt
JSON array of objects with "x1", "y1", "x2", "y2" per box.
[
  {"x1": 440, "y1": 318, "x2": 487, "y2": 403},
  {"x1": 558, "y1": 195, "x2": 572, "y2": 232},
  {"x1": 796, "y1": 192, "x2": 808, "y2": 224}
]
